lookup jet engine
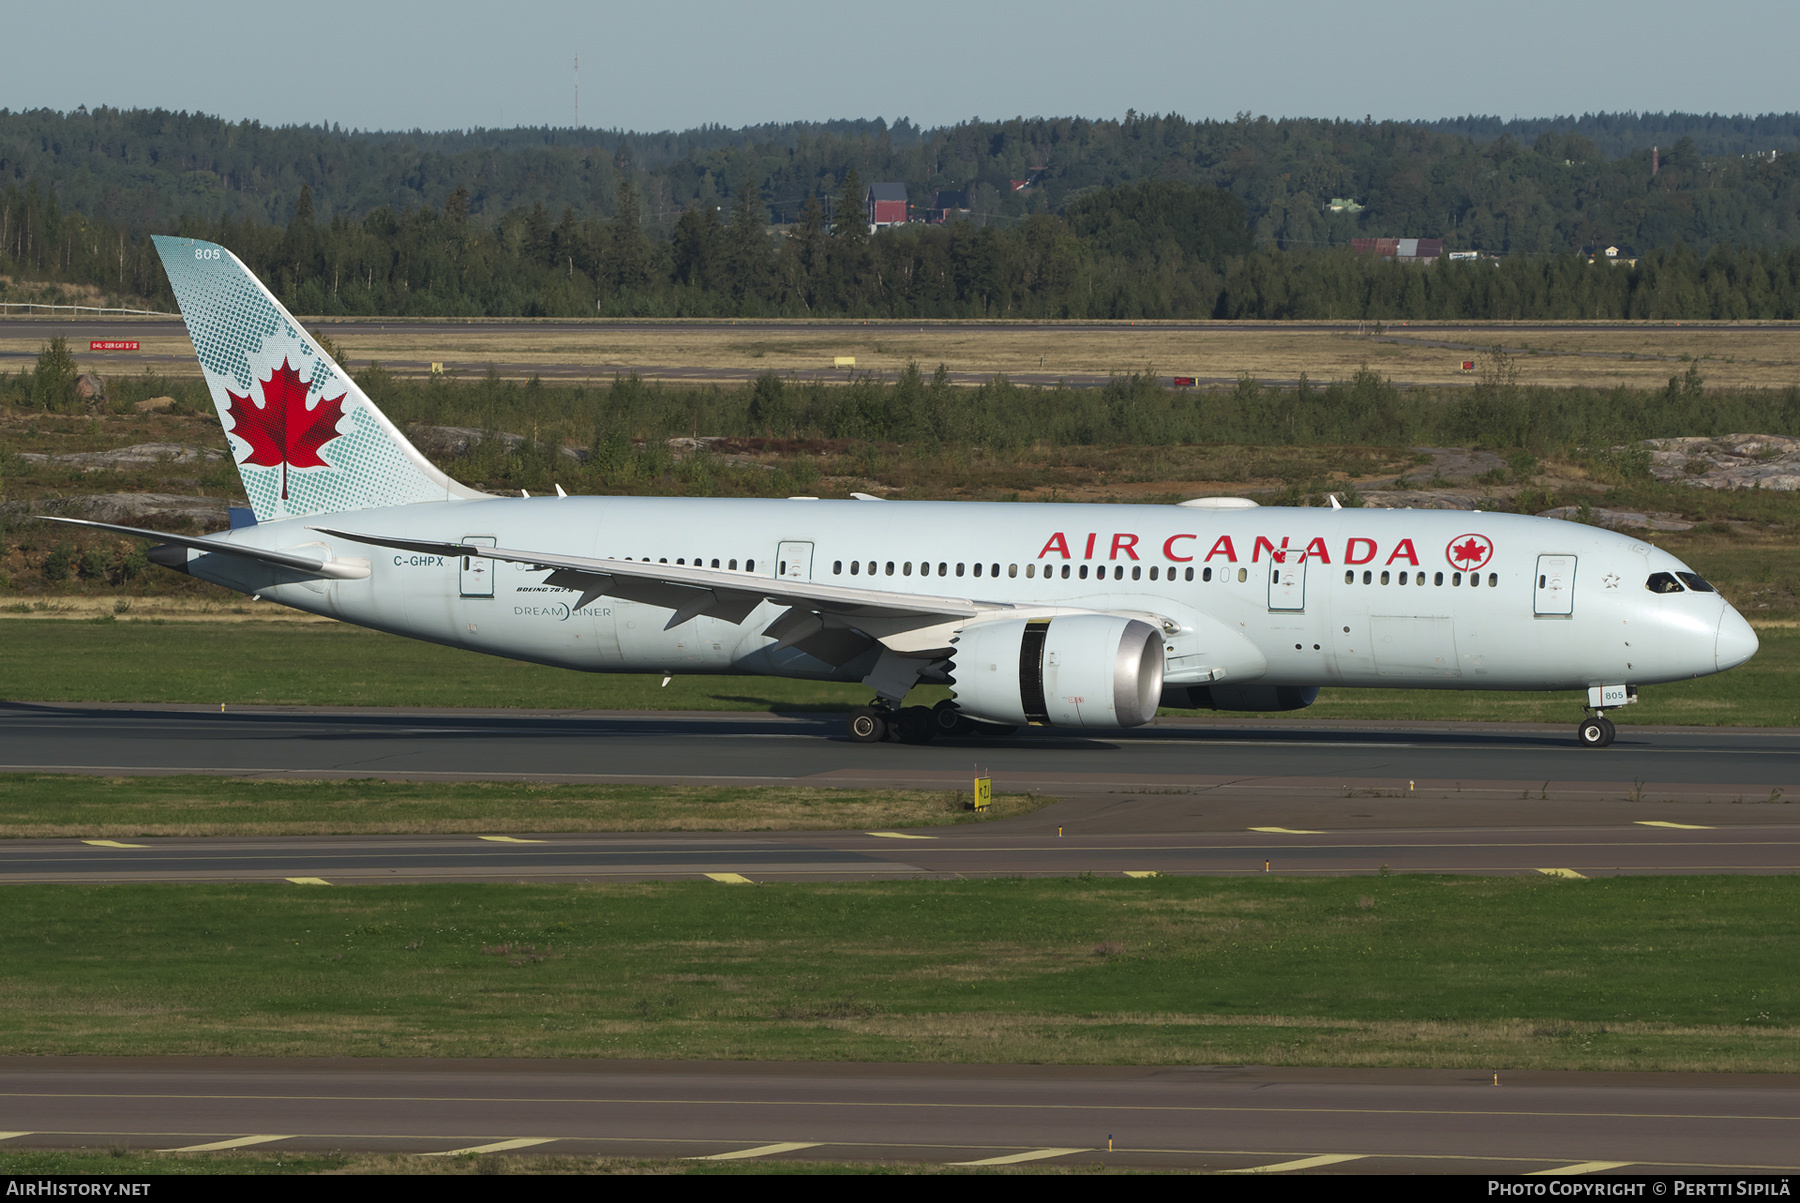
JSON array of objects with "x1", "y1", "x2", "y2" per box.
[
  {"x1": 1162, "y1": 684, "x2": 1320, "y2": 711},
  {"x1": 949, "y1": 614, "x2": 1164, "y2": 729}
]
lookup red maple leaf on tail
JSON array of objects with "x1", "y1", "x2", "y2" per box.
[{"x1": 225, "y1": 359, "x2": 346, "y2": 499}]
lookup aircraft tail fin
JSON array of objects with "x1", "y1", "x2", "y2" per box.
[{"x1": 152, "y1": 235, "x2": 486, "y2": 522}]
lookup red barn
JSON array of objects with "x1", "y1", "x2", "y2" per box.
[
  {"x1": 1352, "y1": 237, "x2": 1446, "y2": 260},
  {"x1": 866, "y1": 183, "x2": 909, "y2": 230}
]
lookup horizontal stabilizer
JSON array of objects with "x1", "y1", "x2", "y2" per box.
[{"x1": 37, "y1": 516, "x2": 370, "y2": 580}]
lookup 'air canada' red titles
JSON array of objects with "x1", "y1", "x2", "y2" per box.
[{"x1": 1034, "y1": 532, "x2": 1424, "y2": 567}]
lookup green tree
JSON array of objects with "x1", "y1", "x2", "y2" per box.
[
  {"x1": 724, "y1": 175, "x2": 770, "y2": 306},
  {"x1": 747, "y1": 371, "x2": 790, "y2": 432},
  {"x1": 609, "y1": 179, "x2": 651, "y2": 290},
  {"x1": 671, "y1": 204, "x2": 724, "y2": 290},
  {"x1": 29, "y1": 338, "x2": 80, "y2": 412},
  {"x1": 524, "y1": 202, "x2": 554, "y2": 267},
  {"x1": 777, "y1": 194, "x2": 829, "y2": 312},
  {"x1": 833, "y1": 169, "x2": 868, "y2": 244},
  {"x1": 277, "y1": 185, "x2": 321, "y2": 293},
  {"x1": 830, "y1": 170, "x2": 872, "y2": 308},
  {"x1": 41, "y1": 541, "x2": 74, "y2": 583}
]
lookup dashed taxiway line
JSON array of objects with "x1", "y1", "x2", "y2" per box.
[
  {"x1": 3, "y1": 1060, "x2": 1797, "y2": 1172},
  {"x1": 3, "y1": 822, "x2": 1796, "y2": 884}
]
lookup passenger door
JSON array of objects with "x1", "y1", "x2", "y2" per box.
[
  {"x1": 1534, "y1": 554, "x2": 1576, "y2": 616},
  {"x1": 459, "y1": 535, "x2": 497, "y2": 597},
  {"x1": 777, "y1": 541, "x2": 814, "y2": 581},
  {"x1": 1268, "y1": 551, "x2": 1307, "y2": 611}
]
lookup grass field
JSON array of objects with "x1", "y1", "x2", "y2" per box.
[
  {"x1": 1, "y1": 876, "x2": 1793, "y2": 1070},
  {"x1": 301, "y1": 318, "x2": 1800, "y2": 390},
  {"x1": 0, "y1": 775, "x2": 1039, "y2": 838},
  {"x1": 2, "y1": 617, "x2": 1794, "y2": 726},
  {"x1": 6, "y1": 317, "x2": 1800, "y2": 389}
]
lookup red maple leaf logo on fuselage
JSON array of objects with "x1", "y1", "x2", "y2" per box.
[
  {"x1": 225, "y1": 359, "x2": 347, "y2": 500},
  {"x1": 1447, "y1": 535, "x2": 1493, "y2": 571}
]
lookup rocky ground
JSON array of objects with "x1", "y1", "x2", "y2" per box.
[{"x1": 1641, "y1": 434, "x2": 1800, "y2": 491}]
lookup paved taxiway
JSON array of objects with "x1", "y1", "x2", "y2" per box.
[
  {"x1": 6, "y1": 704, "x2": 1798, "y2": 798},
  {"x1": 3, "y1": 704, "x2": 1798, "y2": 883},
  {"x1": 5, "y1": 822, "x2": 1799, "y2": 884},
  {"x1": 2, "y1": 1059, "x2": 1796, "y2": 1172},
  {"x1": 4, "y1": 710, "x2": 1795, "y2": 1175}
]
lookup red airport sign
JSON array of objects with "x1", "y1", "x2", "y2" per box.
[
  {"x1": 90, "y1": 340, "x2": 140, "y2": 351},
  {"x1": 1171, "y1": 376, "x2": 1196, "y2": 387}
]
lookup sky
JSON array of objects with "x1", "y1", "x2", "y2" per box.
[{"x1": 5, "y1": 0, "x2": 1797, "y2": 133}]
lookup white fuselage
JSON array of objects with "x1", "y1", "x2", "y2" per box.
[{"x1": 182, "y1": 497, "x2": 1755, "y2": 698}]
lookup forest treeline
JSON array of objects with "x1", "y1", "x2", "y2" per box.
[
  {"x1": 8, "y1": 172, "x2": 1800, "y2": 320},
  {"x1": 6, "y1": 106, "x2": 1800, "y2": 256}
]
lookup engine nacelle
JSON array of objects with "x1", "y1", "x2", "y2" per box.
[
  {"x1": 950, "y1": 614, "x2": 1165, "y2": 729},
  {"x1": 1163, "y1": 684, "x2": 1320, "y2": 712}
]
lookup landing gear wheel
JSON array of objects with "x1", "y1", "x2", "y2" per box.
[
  {"x1": 894, "y1": 706, "x2": 936, "y2": 744},
  {"x1": 847, "y1": 706, "x2": 887, "y2": 743},
  {"x1": 1598, "y1": 717, "x2": 1617, "y2": 746},
  {"x1": 931, "y1": 699, "x2": 973, "y2": 737},
  {"x1": 1577, "y1": 717, "x2": 1612, "y2": 748}
]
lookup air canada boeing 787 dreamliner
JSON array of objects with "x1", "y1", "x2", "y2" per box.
[{"x1": 43, "y1": 236, "x2": 1759, "y2": 747}]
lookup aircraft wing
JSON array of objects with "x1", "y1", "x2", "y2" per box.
[{"x1": 309, "y1": 527, "x2": 990, "y2": 633}]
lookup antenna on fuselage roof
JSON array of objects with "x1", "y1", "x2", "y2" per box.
[{"x1": 1329, "y1": 494, "x2": 1342, "y2": 510}]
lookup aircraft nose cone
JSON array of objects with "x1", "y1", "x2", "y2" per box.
[{"x1": 1716, "y1": 608, "x2": 1759, "y2": 672}]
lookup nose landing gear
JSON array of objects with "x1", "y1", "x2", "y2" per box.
[
  {"x1": 1577, "y1": 685, "x2": 1634, "y2": 748},
  {"x1": 1577, "y1": 713, "x2": 1617, "y2": 747}
]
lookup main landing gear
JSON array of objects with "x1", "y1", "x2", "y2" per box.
[
  {"x1": 845, "y1": 699, "x2": 1015, "y2": 744},
  {"x1": 847, "y1": 702, "x2": 935, "y2": 744},
  {"x1": 1577, "y1": 713, "x2": 1617, "y2": 748}
]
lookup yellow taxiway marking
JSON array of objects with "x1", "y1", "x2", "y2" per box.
[
  {"x1": 426, "y1": 1138, "x2": 556, "y2": 1156},
  {"x1": 705, "y1": 872, "x2": 753, "y2": 884},
  {"x1": 0, "y1": 1133, "x2": 30, "y2": 1141},
  {"x1": 477, "y1": 836, "x2": 545, "y2": 844},
  {"x1": 689, "y1": 1141, "x2": 822, "y2": 1161},
  {"x1": 1249, "y1": 827, "x2": 1326, "y2": 835},
  {"x1": 285, "y1": 877, "x2": 331, "y2": 885},
  {"x1": 1123, "y1": 871, "x2": 1160, "y2": 878},
  {"x1": 1635, "y1": 821, "x2": 1713, "y2": 830},
  {"x1": 1224, "y1": 1153, "x2": 1367, "y2": 1173},
  {"x1": 82, "y1": 840, "x2": 147, "y2": 849},
  {"x1": 950, "y1": 1147, "x2": 1089, "y2": 1166},
  {"x1": 161, "y1": 1135, "x2": 292, "y2": 1153},
  {"x1": 866, "y1": 831, "x2": 936, "y2": 839},
  {"x1": 1537, "y1": 868, "x2": 1588, "y2": 879},
  {"x1": 1529, "y1": 1161, "x2": 1635, "y2": 1175}
]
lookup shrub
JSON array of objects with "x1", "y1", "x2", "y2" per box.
[{"x1": 41, "y1": 541, "x2": 74, "y2": 583}]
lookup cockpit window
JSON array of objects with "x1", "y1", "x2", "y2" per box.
[
  {"x1": 1676, "y1": 572, "x2": 1717, "y2": 593},
  {"x1": 1645, "y1": 572, "x2": 1685, "y2": 594}
]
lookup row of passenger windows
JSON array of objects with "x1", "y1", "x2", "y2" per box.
[
  {"x1": 831, "y1": 560, "x2": 1222, "y2": 581},
  {"x1": 1343, "y1": 569, "x2": 1499, "y2": 588},
  {"x1": 620, "y1": 557, "x2": 1508, "y2": 591},
  {"x1": 625, "y1": 557, "x2": 756, "y2": 572}
]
